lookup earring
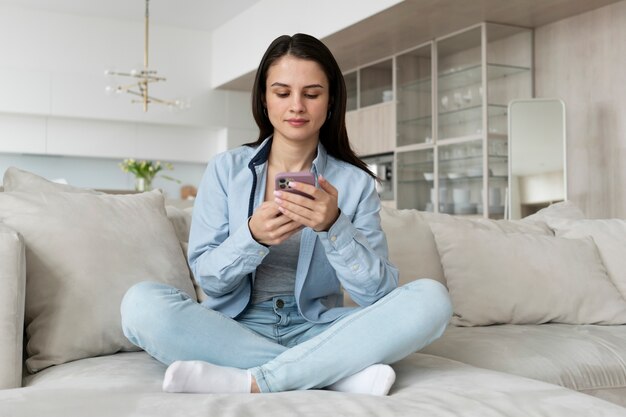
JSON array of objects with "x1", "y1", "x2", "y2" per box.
[
  {"x1": 263, "y1": 108, "x2": 268, "y2": 117},
  {"x1": 327, "y1": 110, "x2": 332, "y2": 120}
]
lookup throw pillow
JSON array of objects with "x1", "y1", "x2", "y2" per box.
[
  {"x1": 380, "y1": 206, "x2": 446, "y2": 286},
  {"x1": 165, "y1": 205, "x2": 193, "y2": 244},
  {"x1": 0, "y1": 190, "x2": 197, "y2": 372},
  {"x1": 422, "y1": 210, "x2": 552, "y2": 235},
  {"x1": 379, "y1": 207, "x2": 553, "y2": 290},
  {"x1": 547, "y1": 218, "x2": 626, "y2": 300},
  {"x1": 429, "y1": 222, "x2": 626, "y2": 326},
  {"x1": 3, "y1": 166, "x2": 101, "y2": 194},
  {"x1": 523, "y1": 201, "x2": 586, "y2": 224}
]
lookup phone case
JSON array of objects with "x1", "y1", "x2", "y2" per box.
[{"x1": 275, "y1": 172, "x2": 316, "y2": 199}]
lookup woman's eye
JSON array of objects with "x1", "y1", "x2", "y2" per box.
[
  {"x1": 276, "y1": 92, "x2": 289, "y2": 98},
  {"x1": 305, "y1": 94, "x2": 319, "y2": 99}
]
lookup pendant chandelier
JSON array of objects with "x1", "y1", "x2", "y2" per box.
[{"x1": 105, "y1": 0, "x2": 187, "y2": 112}]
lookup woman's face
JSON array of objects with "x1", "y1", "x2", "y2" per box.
[{"x1": 264, "y1": 55, "x2": 330, "y2": 146}]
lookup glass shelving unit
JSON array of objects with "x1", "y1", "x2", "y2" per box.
[{"x1": 395, "y1": 23, "x2": 532, "y2": 218}]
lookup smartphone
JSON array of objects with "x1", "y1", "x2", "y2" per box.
[{"x1": 275, "y1": 172, "x2": 316, "y2": 200}]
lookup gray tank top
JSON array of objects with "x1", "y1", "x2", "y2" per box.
[{"x1": 251, "y1": 229, "x2": 302, "y2": 305}]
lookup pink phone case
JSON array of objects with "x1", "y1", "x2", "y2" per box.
[{"x1": 275, "y1": 172, "x2": 316, "y2": 199}]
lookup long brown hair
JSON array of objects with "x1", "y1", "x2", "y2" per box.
[{"x1": 246, "y1": 33, "x2": 376, "y2": 180}]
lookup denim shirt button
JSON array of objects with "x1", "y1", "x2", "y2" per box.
[{"x1": 330, "y1": 235, "x2": 337, "y2": 242}]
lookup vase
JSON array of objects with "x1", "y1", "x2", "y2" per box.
[{"x1": 135, "y1": 177, "x2": 152, "y2": 192}]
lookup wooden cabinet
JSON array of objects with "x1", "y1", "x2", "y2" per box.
[
  {"x1": 347, "y1": 102, "x2": 394, "y2": 156},
  {"x1": 345, "y1": 58, "x2": 394, "y2": 157}
]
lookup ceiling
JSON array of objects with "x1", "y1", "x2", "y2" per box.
[
  {"x1": 0, "y1": 0, "x2": 261, "y2": 31},
  {"x1": 1, "y1": 0, "x2": 622, "y2": 91},
  {"x1": 219, "y1": 0, "x2": 623, "y2": 90}
]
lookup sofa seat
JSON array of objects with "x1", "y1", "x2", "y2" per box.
[
  {"x1": 422, "y1": 324, "x2": 626, "y2": 406},
  {"x1": 0, "y1": 352, "x2": 621, "y2": 417}
]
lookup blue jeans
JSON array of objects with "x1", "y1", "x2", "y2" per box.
[{"x1": 121, "y1": 279, "x2": 452, "y2": 393}]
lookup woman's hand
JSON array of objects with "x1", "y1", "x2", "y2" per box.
[
  {"x1": 249, "y1": 201, "x2": 303, "y2": 246},
  {"x1": 273, "y1": 175, "x2": 340, "y2": 232}
]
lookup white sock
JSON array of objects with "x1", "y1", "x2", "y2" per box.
[
  {"x1": 327, "y1": 364, "x2": 396, "y2": 396},
  {"x1": 162, "y1": 360, "x2": 252, "y2": 394}
]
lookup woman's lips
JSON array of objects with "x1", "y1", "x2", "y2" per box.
[{"x1": 287, "y1": 118, "x2": 308, "y2": 127}]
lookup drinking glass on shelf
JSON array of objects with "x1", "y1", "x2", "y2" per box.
[
  {"x1": 453, "y1": 92, "x2": 463, "y2": 108},
  {"x1": 441, "y1": 96, "x2": 449, "y2": 110}
]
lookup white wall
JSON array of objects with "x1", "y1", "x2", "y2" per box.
[
  {"x1": 211, "y1": 0, "x2": 404, "y2": 88},
  {"x1": 0, "y1": 4, "x2": 255, "y2": 127},
  {"x1": 0, "y1": 4, "x2": 256, "y2": 191}
]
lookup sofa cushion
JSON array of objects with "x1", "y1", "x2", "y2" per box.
[
  {"x1": 7, "y1": 351, "x2": 624, "y2": 417},
  {"x1": 0, "y1": 223, "x2": 25, "y2": 389},
  {"x1": 546, "y1": 218, "x2": 626, "y2": 300},
  {"x1": 0, "y1": 190, "x2": 197, "y2": 373},
  {"x1": 422, "y1": 324, "x2": 626, "y2": 407},
  {"x1": 430, "y1": 222, "x2": 626, "y2": 326}
]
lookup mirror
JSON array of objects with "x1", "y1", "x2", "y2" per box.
[{"x1": 507, "y1": 99, "x2": 567, "y2": 219}]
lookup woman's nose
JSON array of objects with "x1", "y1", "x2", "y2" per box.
[{"x1": 290, "y1": 94, "x2": 305, "y2": 113}]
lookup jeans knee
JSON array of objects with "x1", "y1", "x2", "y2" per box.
[
  {"x1": 402, "y1": 279, "x2": 453, "y2": 328},
  {"x1": 120, "y1": 281, "x2": 174, "y2": 333}
]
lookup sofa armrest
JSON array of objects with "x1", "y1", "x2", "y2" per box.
[{"x1": 0, "y1": 223, "x2": 26, "y2": 389}]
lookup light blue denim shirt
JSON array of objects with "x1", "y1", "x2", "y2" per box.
[{"x1": 188, "y1": 136, "x2": 398, "y2": 323}]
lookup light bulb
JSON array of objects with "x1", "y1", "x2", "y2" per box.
[{"x1": 172, "y1": 98, "x2": 191, "y2": 110}]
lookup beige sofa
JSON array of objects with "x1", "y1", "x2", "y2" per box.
[{"x1": 1, "y1": 166, "x2": 626, "y2": 417}]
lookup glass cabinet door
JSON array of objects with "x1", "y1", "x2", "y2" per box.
[
  {"x1": 437, "y1": 27, "x2": 482, "y2": 140},
  {"x1": 485, "y1": 23, "x2": 533, "y2": 137},
  {"x1": 486, "y1": 136, "x2": 508, "y2": 218},
  {"x1": 345, "y1": 71, "x2": 358, "y2": 112},
  {"x1": 396, "y1": 148, "x2": 434, "y2": 211},
  {"x1": 438, "y1": 140, "x2": 483, "y2": 215},
  {"x1": 360, "y1": 59, "x2": 393, "y2": 107},
  {"x1": 396, "y1": 43, "x2": 432, "y2": 147}
]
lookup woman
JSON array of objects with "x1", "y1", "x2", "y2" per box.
[{"x1": 121, "y1": 33, "x2": 452, "y2": 395}]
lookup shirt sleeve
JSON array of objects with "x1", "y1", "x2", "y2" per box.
[
  {"x1": 316, "y1": 176, "x2": 399, "y2": 306},
  {"x1": 187, "y1": 155, "x2": 269, "y2": 298}
]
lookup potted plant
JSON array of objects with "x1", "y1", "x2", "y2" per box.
[{"x1": 118, "y1": 159, "x2": 180, "y2": 192}]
